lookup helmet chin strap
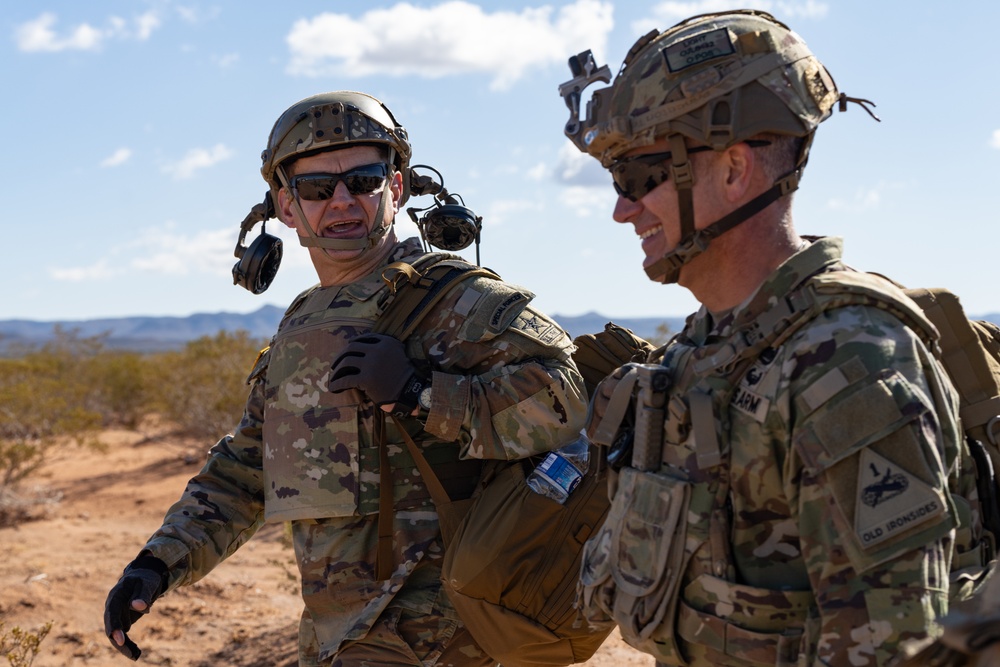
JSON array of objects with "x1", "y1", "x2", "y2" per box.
[
  {"x1": 643, "y1": 134, "x2": 802, "y2": 284},
  {"x1": 275, "y1": 148, "x2": 397, "y2": 252}
]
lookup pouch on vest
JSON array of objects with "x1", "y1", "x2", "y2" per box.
[{"x1": 578, "y1": 466, "x2": 690, "y2": 661}]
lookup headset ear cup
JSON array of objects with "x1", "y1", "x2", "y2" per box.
[
  {"x1": 420, "y1": 205, "x2": 481, "y2": 251},
  {"x1": 233, "y1": 232, "x2": 283, "y2": 294}
]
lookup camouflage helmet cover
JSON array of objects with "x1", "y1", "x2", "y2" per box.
[
  {"x1": 260, "y1": 90, "x2": 413, "y2": 204},
  {"x1": 580, "y1": 10, "x2": 839, "y2": 165}
]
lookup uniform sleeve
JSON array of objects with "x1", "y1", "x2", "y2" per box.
[
  {"x1": 407, "y1": 275, "x2": 587, "y2": 461},
  {"x1": 782, "y1": 306, "x2": 958, "y2": 666},
  {"x1": 141, "y1": 352, "x2": 268, "y2": 591}
]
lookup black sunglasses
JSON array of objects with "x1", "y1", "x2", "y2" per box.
[
  {"x1": 290, "y1": 163, "x2": 389, "y2": 200},
  {"x1": 610, "y1": 141, "x2": 770, "y2": 202}
]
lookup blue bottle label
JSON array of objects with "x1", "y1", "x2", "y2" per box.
[{"x1": 536, "y1": 452, "x2": 583, "y2": 495}]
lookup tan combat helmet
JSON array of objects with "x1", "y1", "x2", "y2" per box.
[
  {"x1": 261, "y1": 90, "x2": 413, "y2": 251},
  {"x1": 560, "y1": 10, "x2": 876, "y2": 284}
]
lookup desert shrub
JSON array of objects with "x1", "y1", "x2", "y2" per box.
[
  {"x1": 0, "y1": 341, "x2": 104, "y2": 491},
  {"x1": 0, "y1": 620, "x2": 52, "y2": 667},
  {"x1": 84, "y1": 350, "x2": 151, "y2": 429},
  {"x1": 0, "y1": 329, "x2": 266, "y2": 523},
  {"x1": 146, "y1": 330, "x2": 266, "y2": 439}
]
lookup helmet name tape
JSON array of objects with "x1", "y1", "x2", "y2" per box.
[{"x1": 664, "y1": 28, "x2": 735, "y2": 73}]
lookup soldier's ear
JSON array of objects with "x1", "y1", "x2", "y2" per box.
[
  {"x1": 276, "y1": 187, "x2": 298, "y2": 229},
  {"x1": 721, "y1": 142, "x2": 755, "y2": 200}
]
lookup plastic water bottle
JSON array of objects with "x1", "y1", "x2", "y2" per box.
[{"x1": 526, "y1": 430, "x2": 590, "y2": 504}]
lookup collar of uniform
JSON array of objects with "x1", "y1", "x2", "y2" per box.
[
  {"x1": 341, "y1": 237, "x2": 426, "y2": 302},
  {"x1": 685, "y1": 236, "x2": 845, "y2": 344}
]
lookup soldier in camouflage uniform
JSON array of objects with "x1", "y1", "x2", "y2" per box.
[
  {"x1": 103, "y1": 91, "x2": 587, "y2": 666},
  {"x1": 557, "y1": 10, "x2": 987, "y2": 667}
]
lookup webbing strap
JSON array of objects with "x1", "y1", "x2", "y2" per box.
[
  {"x1": 676, "y1": 601, "x2": 804, "y2": 667},
  {"x1": 376, "y1": 413, "x2": 394, "y2": 581},
  {"x1": 377, "y1": 262, "x2": 499, "y2": 341},
  {"x1": 689, "y1": 391, "x2": 721, "y2": 468},
  {"x1": 670, "y1": 134, "x2": 696, "y2": 242},
  {"x1": 369, "y1": 255, "x2": 498, "y2": 578},
  {"x1": 391, "y1": 414, "x2": 452, "y2": 508},
  {"x1": 643, "y1": 161, "x2": 800, "y2": 284},
  {"x1": 591, "y1": 366, "x2": 640, "y2": 447}
]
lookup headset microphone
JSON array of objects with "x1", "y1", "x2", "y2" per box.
[{"x1": 232, "y1": 192, "x2": 283, "y2": 294}]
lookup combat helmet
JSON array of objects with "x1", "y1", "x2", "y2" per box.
[
  {"x1": 560, "y1": 10, "x2": 875, "y2": 284},
  {"x1": 261, "y1": 90, "x2": 412, "y2": 207},
  {"x1": 263, "y1": 90, "x2": 412, "y2": 253}
]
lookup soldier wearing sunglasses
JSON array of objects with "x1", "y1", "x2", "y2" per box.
[
  {"x1": 561, "y1": 10, "x2": 986, "y2": 667},
  {"x1": 103, "y1": 91, "x2": 587, "y2": 666}
]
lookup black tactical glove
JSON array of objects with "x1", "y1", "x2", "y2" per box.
[
  {"x1": 104, "y1": 554, "x2": 169, "y2": 661},
  {"x1": 329, "y1": 333, "x2": 429, "y2": 417}
]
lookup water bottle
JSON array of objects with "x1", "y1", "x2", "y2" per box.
[{"x1": 526, "y1": 430, "x2": 590, "y2": 504}]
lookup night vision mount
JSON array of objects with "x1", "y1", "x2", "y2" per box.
[{"x1": 232, "y1": 165, "x2": 484, "y2": 294}]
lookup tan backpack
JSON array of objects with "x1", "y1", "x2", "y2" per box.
[
  {"x1": 902, "y1": 287, "x2": 1000, "y2": 554},
  {"x1": 375, "y1": 256, "x2": 650, "y2": 666}
]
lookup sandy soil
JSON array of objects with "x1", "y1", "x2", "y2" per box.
[{"x1": 0, "y1": 422, "x2": 653, "y2": 667}]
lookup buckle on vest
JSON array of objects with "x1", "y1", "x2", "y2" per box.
[{"x1": 382, "y1": 262, "x2": 423, "y2": 294}]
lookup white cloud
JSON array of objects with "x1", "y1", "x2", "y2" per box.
[
  {"x1": 50, "y1": 259, "x2": 116, "y2": 282},
  {"x1": 51, "y1": 221, "x2": 313, "y2": 283},
  {"x1": 100, "y1": 148, "x2": 132, "y2": 168},
  {"x1": 162, "y1": 144, "x2": 234, "y2": 180},
  {"x1": 134, "y1": 12, "x2": 161, "y2": 40},
  {"x1": 212, "y1": 53, "x2": 240, "y2": 69},
  {"x1": 485, "y1": 198, "x2": 545, "y2": 225},
  {"x1": 558, "y1": 185, "x2": 615, "y2": 217},
  {"x1": 991, "y1": 129, "x2": 1000, "y2": 150},
  {"x1": 826, "y1": 187, "x2": 882, "y2": 212},
  {"x1": 15, "y1": 11, "x2": 162, "y2": 52},
  {"x1": 634, "y1": 1, "x2": 828, "y2": 35},
  {"x1": 175, "y1": 5, "x2": 222, "y2": 24},
  {"x1": 285, "y1": 0, "x2": 614, "y2": 91},
  {"x1": 527, "y1": 162, "x2": 550, "y2": 181},
  {"x1": 554, "y1": 141, "x2": 609, "y2": 186},
  {"x1": 129, "y1": 226, "x2": 237, "y2": 276}
]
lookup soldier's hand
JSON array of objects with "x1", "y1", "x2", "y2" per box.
[
  {"x1": 104, "y1": 555, "x2": 169, "y2": 661},
  {"x1": 329, "y1": 334, "x2": 429, "y2": 416}
]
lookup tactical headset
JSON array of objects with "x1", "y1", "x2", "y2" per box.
[{"x1": 232, "y1": 166, "x2": 482, "y2": 294}]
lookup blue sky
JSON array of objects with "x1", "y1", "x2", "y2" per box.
[{"x1": 4, "y1": 0, "x2": 999, "y2": 323}]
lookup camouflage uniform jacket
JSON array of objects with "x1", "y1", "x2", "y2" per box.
[
  {"x1": 581, "y1": 237, "x2": 979, "y2": 667},
  {"x1": 140, "y1": 237, "x2": 587, "y2": 663}
]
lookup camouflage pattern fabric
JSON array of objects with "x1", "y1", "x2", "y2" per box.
[
  {"x1": 139, "y1": 237, "x2": 585, "y2": 665},
  {"x1": 581, "y1": 237, "x2": 979, "y2": 667}
]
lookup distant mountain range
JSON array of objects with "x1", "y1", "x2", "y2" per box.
[
  {"x1": 0, "y1": 306, "x2": 684, "y2": 354},
  {"x1": 6, "y1": 305, "x2": 1000, "y2": 355}
]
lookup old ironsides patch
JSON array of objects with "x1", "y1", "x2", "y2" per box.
[{"x1": 854, "y1": 449, "x2": 945, "y2": 549}]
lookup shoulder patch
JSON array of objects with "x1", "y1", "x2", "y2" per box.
[
  {"x1": 854, "y1": 449, "x2": 947, "y2": 550},
  {"x1": 510, "y1": 308, "x2": 563, "y2": 346},
  {"x1": 459, "y1": 281, "x2": 535, "y2": 341}
]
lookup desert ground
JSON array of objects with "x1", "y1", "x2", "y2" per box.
[{"x1": 0, "y1": 421, "x2": 652, "y2": 667}]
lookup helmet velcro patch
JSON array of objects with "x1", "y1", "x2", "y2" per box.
[{"x1": 663, "y1": 27, "x2": 735, "y2": 73}]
